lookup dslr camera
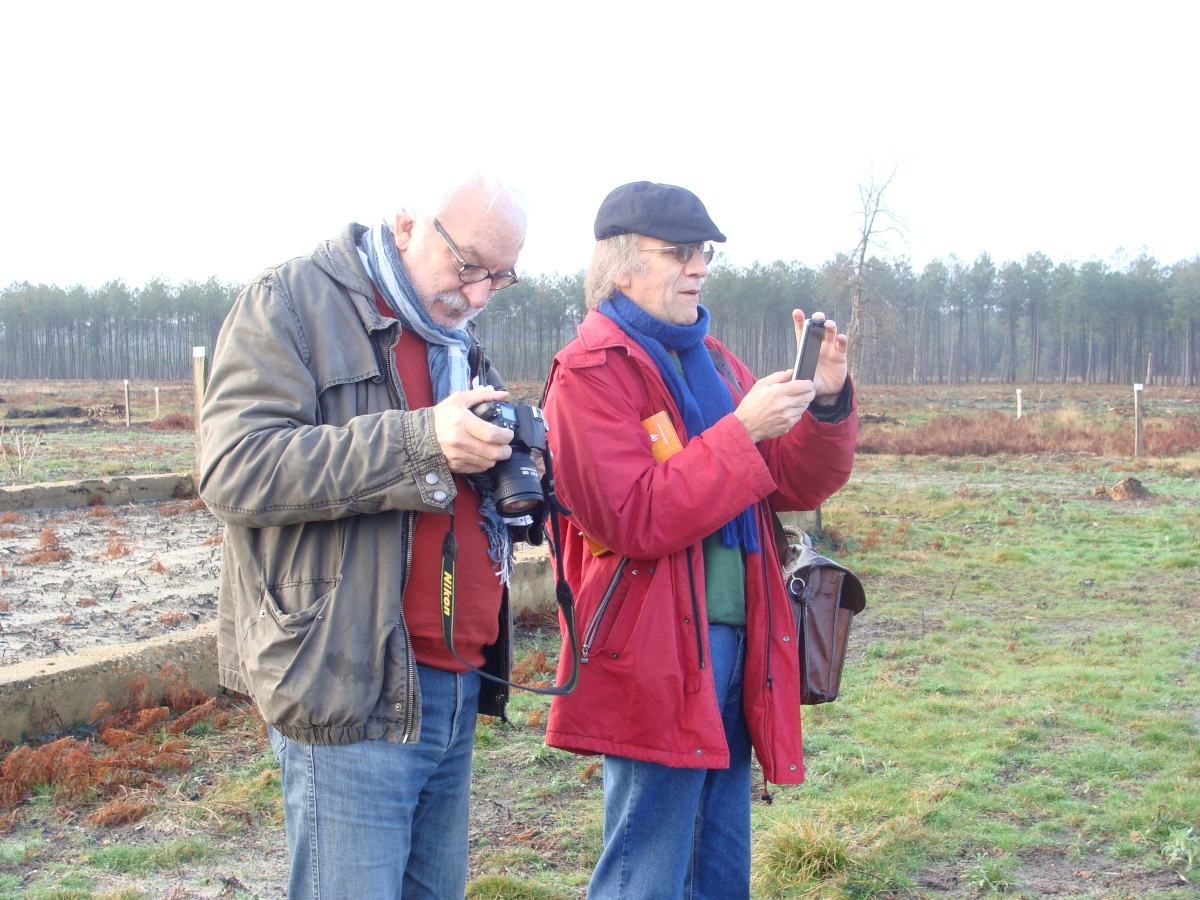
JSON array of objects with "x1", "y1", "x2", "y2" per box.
[{"x1": 470, "y1": 400, "x2": 550, "y2": 517}]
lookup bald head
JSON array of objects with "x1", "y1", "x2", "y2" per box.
[{"x1": 391, "y1": 173, "x2": 526, "y2": 329}]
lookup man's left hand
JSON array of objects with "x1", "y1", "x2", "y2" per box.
[{"x1": 793, "y1": 310, "x2": 848, "y2": 404}]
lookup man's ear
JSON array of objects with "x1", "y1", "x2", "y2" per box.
[
  {"x1": 392, "y1": 213, "x2": 416, "y2": 252},
  {"x1": 615, "y1": 268, "x2": 633, "y2": 291}
]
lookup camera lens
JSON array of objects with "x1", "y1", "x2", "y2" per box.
[{"x1": 489, "y1": 453, "x2": 543, "y2": 515}]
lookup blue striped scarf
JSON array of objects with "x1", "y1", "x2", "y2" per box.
[{"x1": 358, "y1": 221, "x2": 513, "y2": 583}]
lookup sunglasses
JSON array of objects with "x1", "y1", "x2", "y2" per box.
[
  {"x1": 638, "y1": 242, "x2": 716, "y2": 265},
  {"x1": 433, "y1": 219, "x2": 519, "y2": 290}
]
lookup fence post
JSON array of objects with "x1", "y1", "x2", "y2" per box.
[
  {"x1": 1133, "y1": 383, "x2": 1144, "y2": 457},
  {"x1": 124, "y1": 379, "x2": 130, "y2": 428},
  {"x1": 1015, "y1": 388, "x2": 1022, "y2": 419},
  {"x1": 154, "y1": 387, "x2": 160, "y2": 420},
  {"x1": 193, "y1": 347, "x2": 208, "y2": 467}
]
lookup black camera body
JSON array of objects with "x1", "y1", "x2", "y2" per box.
[{"x1": 470, "y1": 400, "x2": 549, "y2": 516}]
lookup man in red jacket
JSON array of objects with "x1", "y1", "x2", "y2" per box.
[{"x1": 543, "y1": 182, "x2": 857, "y2": 899}]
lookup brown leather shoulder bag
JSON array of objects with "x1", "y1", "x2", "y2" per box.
[{"x1": 778, "y1": 525, "x2": 866, "y2": 705}]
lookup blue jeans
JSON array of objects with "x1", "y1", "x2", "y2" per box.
[
  {"x1": 267, "y1": 664, "x2": 481, "y2": 900},
  {"x1": 589, "y1": 625, "x2": 752, "y2": 900}
]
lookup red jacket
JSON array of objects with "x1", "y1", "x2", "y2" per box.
[{"x1": 543, "y1": 310, "x2": 857, "y2": 784}]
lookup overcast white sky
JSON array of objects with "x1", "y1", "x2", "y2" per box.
[{"x1": 2, "y1": 1, "x2": 1196, "y2": 289}]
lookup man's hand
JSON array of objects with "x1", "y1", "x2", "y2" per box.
[
  {"x1": 733, "y1": 371, "x2": 817, "y2": 443},
  {"x1": 793, "y1": 309, "x2": 848, "y2": 404},
  {"x1": 432, "y1": 388, "x2": 514, "y2": 474}
]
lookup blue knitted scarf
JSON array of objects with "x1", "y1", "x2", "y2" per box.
[
  {"x1": 358, "y1": 221, "x2": 513, "y2": 584},
  {"x1": 598, "y1": 293, "x2": 760, "y2": 553}
]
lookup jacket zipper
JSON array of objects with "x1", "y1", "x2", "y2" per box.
[
  {"x1": 377, "y1": 324, "x2": 420, "y2": 743},
  {"x1": 581, "y1": 557, "x2": 631, "y2": 659},
  {"x1": 760, "y1": 506, "x2": 774, "y2": 692},
  {"x1": 399, "y1": 512, "x2": 417, "y2": 742},
  {"x1": 685, "y1": 546, "x2": 705, "y2": 670}
]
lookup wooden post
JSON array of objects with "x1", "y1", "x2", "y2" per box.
[
  {"x1": 193, "y1": 347, "x2": 208, "y2": 465},
  {"x1": 1016, "y1": 388, "x2": 1023, "y2": 419},
  {"x1": 123, "y1": 379, "x2": 130, "y2": 427},
  {"x1": 1133, "y1": 383, "x2": 1144, "y2": 457},
  {"x1": 154, "y1": 387, "x2": 160, "y2": 420}
]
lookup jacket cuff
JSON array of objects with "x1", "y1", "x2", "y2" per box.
[
  {"x1": 402, "y1": 407, "x2": 456, "y2": 509},
  {"x1": 808, "y1": 378, "x2": 854, "y2": 425}
]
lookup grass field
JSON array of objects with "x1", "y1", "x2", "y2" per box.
[{"x1": 0, "y1": 381, "x2": 1198, "y2": 898}]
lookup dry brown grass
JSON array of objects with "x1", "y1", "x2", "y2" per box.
[
  {"x1": 510, "y1": 649, "x2": 555, "y2": 686},
  {"x1": 98, "y1": 538, "x2": 134, "y2": 560},
  {"x1": 145, "y1": 412, "x2": 194, "y2": 431},
  {"x1": 0, "y1": 528, "x2": 18, "y2": 538},
  {"x1": 148, "y1": 554, "x2": 171, "y2": 575},
  {"x1": 0, "y1": 666, "x2": 235, "y2": 811},
  {"x1": 82, "y1": 797, "x2": 150, "y2": 826},
  {"x1": 20, "y1": 529, "x2": 71, "y2": 564},
  {"x1": 158, "y1": 610, "x2": 188, "y2": 627},
  {"x1": 857, "y1": 411, "x2": 1200, "y2": 457},
  {"x1": 0, "y1": 512, "x2": 24, "y2": 524}
]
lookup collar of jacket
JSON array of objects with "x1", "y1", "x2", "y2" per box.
[
  {"x1": 309, "y1": 223, "x2": 486, "y2": 373},
  {"x1": 310, "y1": 223, "x2": 397, "y2": 337},
  {"x1": 571, "y1": 307, "x2": 723, "y2": 373}
]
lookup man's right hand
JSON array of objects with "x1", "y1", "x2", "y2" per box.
[
  {"x1": 732, "y1": 370, "x2": 816, "y2": 443},
  {"x1": 432, "y1": 388, "x2": 514, "y2": 474}
]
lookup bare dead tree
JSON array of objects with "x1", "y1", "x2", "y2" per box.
[{"x1": 847, "y1": 167, "x2": 904, "y2": 377}]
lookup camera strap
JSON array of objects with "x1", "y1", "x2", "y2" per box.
[{"x1": 439, "y1": 492, "x2": 581, "y2": 696}]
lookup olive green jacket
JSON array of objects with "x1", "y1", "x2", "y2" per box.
[{"x1": 199, "y1": 224, "x2": 511, "y2": 745}]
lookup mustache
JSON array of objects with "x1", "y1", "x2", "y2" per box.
[
  {"x1": 426, "y1": 289, "x2": 482, "y2": 325},
  {"x1": 436, "y1": 290, "x2": 473, "y2": 314}
]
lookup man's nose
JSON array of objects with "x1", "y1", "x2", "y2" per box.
[
  {"x1": 462, "y1": 279, "x2": 492, "y2": 309},
  {"x1": 685, "y1": 251, "x2": 709, "y2": 277}
]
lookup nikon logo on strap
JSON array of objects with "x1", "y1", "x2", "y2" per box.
[{"x1": 441, "y1": 568, "x2": 454, "y2": 617}]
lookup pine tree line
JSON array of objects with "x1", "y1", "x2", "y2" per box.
[{"x1": 3, "y1": 251, "x2": 1197, "y2": 385}]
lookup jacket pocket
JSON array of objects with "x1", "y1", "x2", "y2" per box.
[
  {"x1": 582, "y1": 558, "x2": 644, "y2": 658},
  {"x1": 241, "y1": 577, "x2": 383, "y2": 730}
]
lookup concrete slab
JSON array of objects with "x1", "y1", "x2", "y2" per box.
[
  {"x1": 1, "y1": 556, "x2": 560, "y2": 744},
  {"x1": 0, "y1": 472, "x2": 198, "y2": 513},
  {"x1": 0, "y1": 621, "x2": 218, "y2": 745}
]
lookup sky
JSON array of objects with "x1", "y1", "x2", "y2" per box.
[{"x1": 2, "y1": 1, "x2": 1196, "y2": 290}]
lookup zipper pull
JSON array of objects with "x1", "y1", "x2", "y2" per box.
[{"x1": 766, "y1": 675, "x2": 774, "y2": 691}]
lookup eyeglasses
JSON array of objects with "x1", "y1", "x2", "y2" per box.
[
  {"x1": 433, "y1": 219, "x2": 519, "y2": 290},
  {"x1": 638, "y1": 242, "x2": 715, "y2": 265}
]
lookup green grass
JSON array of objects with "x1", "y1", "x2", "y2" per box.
[
  {"x1": 741, "y1": 453, "x2": 1200, "y2": 896},
  {"x1": 185, "y1": 751, "x2": 284, "y2": 833},
  {"x1": 82, "y1": 837, "x2": 212, "y2": 874},
  {"x1": 2, "y1": 416, "x2": 1198, "y2": 896},
  {"x1": 0, "y1": 428, "x2": 195, "y2": 485}
]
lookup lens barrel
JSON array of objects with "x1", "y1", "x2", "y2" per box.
[{"x1": 489, "y1": 453, "x2": 542, "y2": 514}]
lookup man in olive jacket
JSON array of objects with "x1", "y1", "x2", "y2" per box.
[{"x1": 199, "y1": 174, "x2": 526, "y2": 899}]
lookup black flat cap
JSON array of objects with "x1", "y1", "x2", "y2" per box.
[{"x1": 594, "y1": 181, "x2": 726, "y2": 243}]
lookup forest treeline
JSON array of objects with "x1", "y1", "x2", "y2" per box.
[{"x1": 2, "y1": 250, "x2": 1197, "y2": 385}]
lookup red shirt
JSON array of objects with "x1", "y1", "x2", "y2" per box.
[{"x1": 375, "y1": 293, "x2": 503, "y2": 672}]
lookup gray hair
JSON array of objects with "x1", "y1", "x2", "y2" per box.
[
  {"x1": 399, "y1": 171, "x2": 527, "y2": 228},
  {"x1": 585, "y1": 233, "x2": 646, "y2": 308}
]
